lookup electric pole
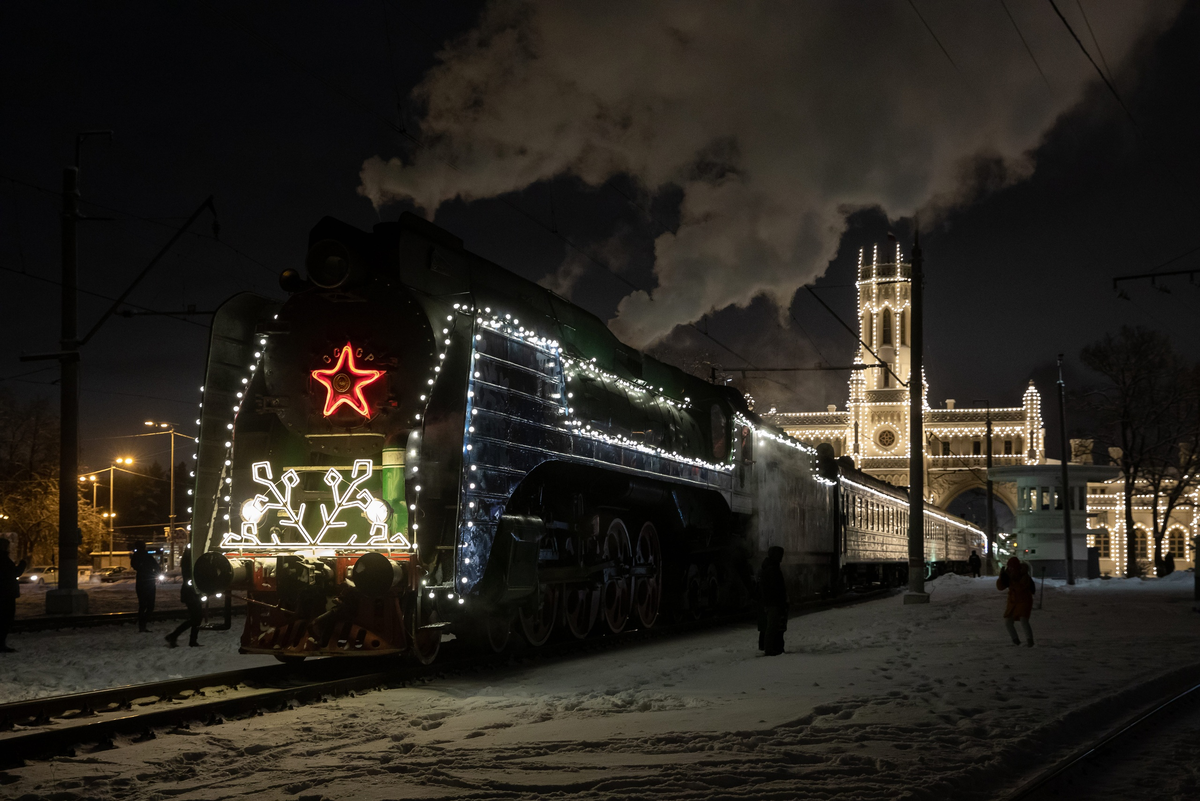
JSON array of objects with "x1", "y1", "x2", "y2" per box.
[
  {"x1": 905, "y1": 229, "x2": 928, "y2": 604},
  {"x1": 986, "y1": 401, "x2": 995, "y2": 573},
  {"x1": 46, "y1": 164, "x2": 87, "y2": 614},
  {"x1": 1057, "y1": 355, "x2": 1075, "y2": 585}
]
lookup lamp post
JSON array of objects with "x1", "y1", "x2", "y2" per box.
[
  {"x1": 142, "y1": 421, "x2": 186, "y2": 568},
  {"x1": 80, "y1": 457, "x2": 133, "y2": 566}
]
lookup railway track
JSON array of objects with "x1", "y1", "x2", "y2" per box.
[
  {"x1": 0, "y1": 587, "x2": 895, "y2": 768},
  {"x1": 1004, "y1": 665, "x2": 1200, "y2": 801},
  {"x1": 12, "y1": 606, "x2": 247, "y2": 633}
]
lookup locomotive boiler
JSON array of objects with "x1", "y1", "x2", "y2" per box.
[{"x1": 188, "y1": 212, "x2": 982, "y2": 663}]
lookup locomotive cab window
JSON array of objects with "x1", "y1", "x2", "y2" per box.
[{"x1": 738, "y1": 426, "x2": 754, "y2": 465}]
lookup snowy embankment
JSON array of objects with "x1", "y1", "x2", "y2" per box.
[{"x1": 4, "y1": 574, "x2": 1200, "y2": 800}]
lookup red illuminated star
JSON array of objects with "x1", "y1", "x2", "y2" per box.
[{"x1": 311, "y1": 343, "x2": 384, "y2": 418}]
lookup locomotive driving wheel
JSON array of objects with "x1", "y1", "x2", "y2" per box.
[
  {"x1": 518, "y1": 582, "x2": 559, "y2": 646},
  {"x1": 563, "y1": 581, "x2": 597, "y2": 639},
  {"x1": 479, "y1": 607, "x2": 513, "y2": 654},
  {"x1": 600, "y1": 518, "x2": 632, "y2": 634},
  {"x1": 563, "y1": 527, "x2": 598, "y2": 639},
  {"x1": 408, "y1": 589, "x2": 441, "y2": 665},
  {"x1": 632, "y1": 521, "x2": 662, "y2": 629}
]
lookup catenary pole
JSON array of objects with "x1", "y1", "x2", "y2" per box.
[
  {"x1": 1057, "y1": 355, "x2": 1075, "y2": 585},
  {"x1": 986, "y1": 401, "x2": 995, "y2": 572},
  {"x1": 905, "y1": 230, "x2": 929, "y2": 604},
  {"x1": 46, "y1": 166, "x2": 87, "y2": 614}
]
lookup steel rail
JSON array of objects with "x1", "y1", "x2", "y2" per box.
[
  {"x1": 0, "y1": 587, "x2": 896, "y2": 768},
  {"x1": 12, "y1": 606, "x2": 247, "y2": 633},
  {"x1": 1004, "y1": 674, "x2": 1200, "y2": 800}
]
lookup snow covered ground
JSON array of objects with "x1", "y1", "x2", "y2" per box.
[
  {"x1": 4, "y1": 574, "x2": 1200, "y2": 800},
  {"x1": 15, "y1": 580, "x2": 189, "y2": 617},
  {"x1": 0, "y1": 622, "x2": 274, "y2": 704}
]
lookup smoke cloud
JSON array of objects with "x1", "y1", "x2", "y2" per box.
[{"x1": 359, "y1": 1, "x2": 1181, "y2": 348}]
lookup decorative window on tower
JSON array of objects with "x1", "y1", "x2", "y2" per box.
[
  {"x1": 973, "y1": 440, "x2": 981, "y2": 456},
  {"x1": 941, "y1": 441, "x2": 950, "y2": 456},
  {"x1": 865, "y1": 313, "x2": 874, "y2": 347},
  {"x1": 900, "y1": 309, "x2": 907, "y2": 346},
  {"x1": 881, "y1": 312, "x2": 892, "y2": 346},
  {"x1": 1004, "y1": 440, "x2": 1013, "y2": 455}
]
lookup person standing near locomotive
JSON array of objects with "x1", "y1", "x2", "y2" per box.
[
  {"x1": 165, "y1": 544, "x2": 203, "y2": 648},
  {"x1": 757, "y1": 546, "x2": 788, "y2": 656},
  {"x1": 130, "y1": 542, "x2": 160, "y2": 633},
  {"x1": 997, "y1": 556, "x2": 1035, "y2": 647},
  {"x1": 1, "y1": 537, "x2": 27, "y2": 653},
  {"x1": 967, "y1": 550, "x2": 982, "y2": 578}
]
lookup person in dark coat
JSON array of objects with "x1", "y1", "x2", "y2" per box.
[
  {"x1": 1162, "y1": 551, "x2": 1176, "y2": 577},
  {"x1": 757, "y1": 546, "x2": 788, "y2": 656},
  {"x1": 165, "y1": 545, "x2": 202, "y2": 648},
  {"x1": 997, "y1": 556, "x2": 1035, "y2": 647},
  {"x1": 967, "y1": 550, "x2": 982, "y2": 578},
  {"x1": 1, "y1": 537, "x2": 28, "y2": 653},
  {"x1": 130, "y1": 542, "x2": 160, "y2": 632}
]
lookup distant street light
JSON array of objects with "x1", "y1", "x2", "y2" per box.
[
  {"x1": 142, "y1": 421, "x2": 186, "y2": 568},
  {"x1": 80, "y1": 457, "x2": 134, "y2": 562}
]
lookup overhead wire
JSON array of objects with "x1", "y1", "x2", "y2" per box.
[
  {"x1": 0, "y1": 173, "x2": 276, "y2": 276},
  {"x1": 999, "y1": 0, "x2": 1052, "y2": 90},
  {"x1": 1046, "y1": 0, "x2": 1137, "y2": 129},
  {"x1": 905, "y1": 0, "x2": 963, "y2": 75},
  {"x1": 1074, "y1": 0, "x2": 1115, "y2": 83}
]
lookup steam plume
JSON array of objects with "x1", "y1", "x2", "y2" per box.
[{"x1": 360, "y1": 1, "x2": 1180, "y2": 347}]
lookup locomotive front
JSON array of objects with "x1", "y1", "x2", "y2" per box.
[{"x1": 191, "y1": 219, "x2": 454, "y2": 661}]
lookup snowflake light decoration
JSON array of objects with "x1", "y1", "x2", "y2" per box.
[{"x1": 223, "y1": 459, "x2": 411, "y2": 550}]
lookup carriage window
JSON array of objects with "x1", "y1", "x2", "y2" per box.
[
  {"x1": 1004, "y1": 439, "x2": 1013, "y2": 455},
  {"x1": 972, "y1": 440, "x2": 981, "y2": 456},
  {"x1": 941, "y1": 440, "x2": 950, "y2": 457}
]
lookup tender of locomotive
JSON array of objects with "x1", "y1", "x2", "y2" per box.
[{"x1": 188, "y1": 213, "x2": 983, "y2": 662}]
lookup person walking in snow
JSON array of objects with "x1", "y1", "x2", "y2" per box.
[
  {"x1": 130, "y1": 542, "x2": 160, "y2": 633},
  {"x1": 1162, "y1": 551, "x2": 1176, "y2": 577},
  {"x1": 757, "y1": 546, "x2": 788, "y2": 656},
  {"x1": 1, "y1": 537, "x2": 27, "y2": 653},
  {"x1": 165, "y1": 545, "x2": 203, "y2": 648},
  {"x1": 997, "y1": 556, "x2": 1035, "y2": 647},
  {"x1": 967, "y1": 550, "x2": 982, "y2": 578}
]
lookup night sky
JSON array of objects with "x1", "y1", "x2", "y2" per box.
[{"x1": 2, "y1": 1, "x2": 1197, "y2": 474}]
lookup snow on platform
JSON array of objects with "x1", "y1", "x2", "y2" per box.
[{"x1": 4, "y1": 574, "x2": 1200, "y2": 799}]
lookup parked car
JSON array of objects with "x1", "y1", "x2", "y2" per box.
[
  {"x1": 99, "y1": 566, "x2": 132, "y2": 583},
  {"x1": 19, "y1": 566, "x2": 58, "y2": 585}
]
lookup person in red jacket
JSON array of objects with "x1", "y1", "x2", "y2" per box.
[{"x1": 997, "y1": 556, "x2": 1036, "y2": 647}]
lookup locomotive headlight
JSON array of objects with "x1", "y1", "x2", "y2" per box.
[
  {"x1": 241, "y1": 497, "x2": 266, "y2": 525},
  {"x1": 365, "y1": 498, "x2": 392, "y2": 525}
]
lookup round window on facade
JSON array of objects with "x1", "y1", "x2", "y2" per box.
[{"x1": 877, "y1": 429, "x2": 896, "y2": 449}]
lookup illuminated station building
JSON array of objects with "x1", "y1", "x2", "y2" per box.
[
  {"x1": 765, "y1": 242, "x2": 1199, "y2": 578},
  {"x1": 765, "y1": 242, "x2": 1044, "y2": 508},
  {"x1": 762, "y1": 242, "x2": 1046, "y2": 562}
]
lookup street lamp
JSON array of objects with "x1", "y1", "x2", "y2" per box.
[
  {"x1": 142, "y1": 421, "x2": 187, "y2": 568},
  {"x1": 80, "y1": 457, "x2": 134, "y2": 565}
]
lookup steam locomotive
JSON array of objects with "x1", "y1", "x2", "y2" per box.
[{"x1": 188, "y1": 213, "x2": 983, "y2": 663}]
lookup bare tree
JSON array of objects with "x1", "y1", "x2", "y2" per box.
[
  {"x1": 0, "y1": 392, "x2": 106, "y2": 563},
  {"x1": 1080, "y1": 327, "x2": 1200, "y2": 577}
]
